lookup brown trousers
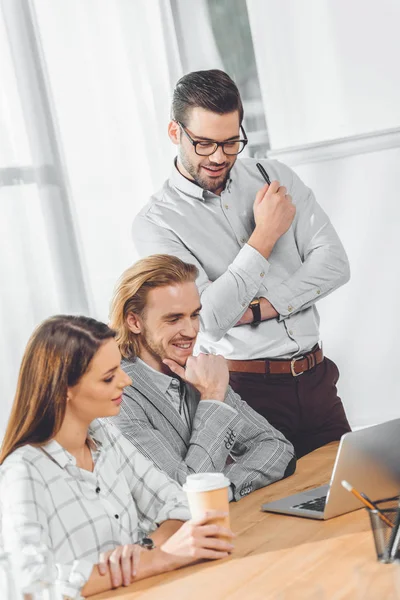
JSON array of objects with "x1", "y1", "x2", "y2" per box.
[{"x1": 229, "y1": 356, "x2": 350, "y2": 458}]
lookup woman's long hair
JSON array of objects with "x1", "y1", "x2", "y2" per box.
[{"x1": 0, "y1": 315, "x2": 115, "y2": 464}]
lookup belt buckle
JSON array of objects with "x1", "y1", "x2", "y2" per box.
[{"x1": 290, "y1": 356, "x2": 304, "y2": 377}]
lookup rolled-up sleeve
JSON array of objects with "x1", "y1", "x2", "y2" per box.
[
  {"x1": 111, "y1": 426, "x2": 191, "y2": 530},
  {"x1": 0, "y1": 461, "x2": 93, "y2": 600}
]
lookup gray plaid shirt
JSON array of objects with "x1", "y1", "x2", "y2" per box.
[{"x1": 0, "y1": 420, "x2": 190, "y2": 599}]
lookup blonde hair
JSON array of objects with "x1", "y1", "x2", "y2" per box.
[{"x1": 110, "y1": 254, "x2": 198, "y2": 359}]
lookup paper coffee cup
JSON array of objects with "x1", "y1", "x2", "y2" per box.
[{"x1": 183, "y1": 473, "x2": 230, "y2": 532}]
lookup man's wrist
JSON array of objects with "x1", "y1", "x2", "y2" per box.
[
  {"x1": 259, "y1": 297, "x2": 279, "y2": 320},
  {"x1": 248, "y1": 228, "x2": 275, "y2": 258},
  {"x1": 200, "y1": 389, "x2": 226, "y2": 402},
  {"x1": 249, "y1": 298, "x2": 261, "y2": 325}
]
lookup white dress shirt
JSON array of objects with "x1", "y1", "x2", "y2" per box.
[
  {"x1": 132, "y1": 157, "x2": 350, "y2": 359},
  {"x1": 0, "y1": 420, "x2": 190, "y2": 599}
]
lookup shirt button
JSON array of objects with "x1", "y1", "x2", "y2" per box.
[
  {"x1": 224, "y1": 204, "x2": 229, "y2": 209},
  {"x1": 96, "y1": 486, "x2": 101, "y2": 494},
  {"x1": 260, "y1": 272, "x2": 265, "y2": 277},
  {"x1": 242, "y1": 302, "x2": 247, "y2": 307},
  {"x1": 171, "y1": 379, "x2": 179, "y2": 388},
  {"x1": 114, "y1": 514, "x2": 119, "y2": 519},
  {"x1": 316, "y1": 289, "x2": 321, "y2": 295},
  {"x1": 240, "y1": 237, "x2": 246, "y2": 244},
  {"x1": 288, "y1": 305, "x2": 293, "y2": 312},
  {"x1": 289, "y1": 330, "x2": 293, "y2": 335}
]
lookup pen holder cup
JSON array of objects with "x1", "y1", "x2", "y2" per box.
[{"x1": 367, "y1": 496, "x2": 400, "y2": 563}]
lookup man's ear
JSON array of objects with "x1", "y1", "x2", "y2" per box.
[
  {"x1": 168, "y1": 120, "x2": 180, "y2": 146},
  {"x1": 126, "y1": 312, "x2": 142, "y2": 334}
]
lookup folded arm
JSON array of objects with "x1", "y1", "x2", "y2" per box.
[
  {"x1": 82, "y1": 520, "x2": 185, "y2": 597},
  {"x1": 134, "y1": 168, "x2": 349, "y2": 340},
  {"x1": 260, "y1": 170, "x2": 350, "y2": 321},
  {"x1": 110, "y1": 393, "x2": 244, "y2": 486}
]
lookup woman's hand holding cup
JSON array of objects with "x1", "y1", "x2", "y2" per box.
[{"x1": 161, "y1": 510, "x2": 235, "y2": 561}]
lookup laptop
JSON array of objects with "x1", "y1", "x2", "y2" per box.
[{"x1": 262, "y1": 419, "x2": 400, "y2": 520}]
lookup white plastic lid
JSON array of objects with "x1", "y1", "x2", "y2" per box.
[{"x1": 182, "y1": 472, "x2": 230, "y2": 493}]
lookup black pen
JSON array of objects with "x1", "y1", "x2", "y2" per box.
[{"x1": 256, "y1": 162, "x2": 271, "y2": 186}]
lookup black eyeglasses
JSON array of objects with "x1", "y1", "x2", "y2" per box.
[{"x1": 177, "y1": 122, "x2": 248, "y2": 156}]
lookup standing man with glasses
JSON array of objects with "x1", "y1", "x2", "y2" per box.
[{"x1": 132, "y1": 69, "x2": 351, "y2": 458}]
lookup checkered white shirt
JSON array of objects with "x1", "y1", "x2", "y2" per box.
[{"x1": 0, "y1": 420, "x2": 190, "y2": 599}]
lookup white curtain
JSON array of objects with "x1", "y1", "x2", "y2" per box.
[
  {"x1": 0, "y1": 0, "x2": 89, "y2": 438},
  {"x1": 0, "y1": 0, "x2": 183, "y2": 439},
  {"x1": 171, "y1": 0, "x2": 223, "y2": 72},
  {"x1": 31, "y1": 0, "x2": 183, "y2": 319}
]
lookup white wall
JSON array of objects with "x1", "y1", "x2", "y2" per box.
[
  {"x1": 247, "y1": 0, "x2": 400, "y2": 428},
  {"x1": 247, "y1": 0, "x2": 400, "y2": 149},
  {"x1": 288, "y1": 143, "x2": 400, "y2": 428}
]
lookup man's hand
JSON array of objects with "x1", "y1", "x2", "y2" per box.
[
  {"x1": 163, "y1": 353, "x2": 229, "y2": 401},
  {"x1": 248, "y1": 181, "x2": 296, "y2": 258},
  {"x1": 235, "y1": 297, "x2": 278, "y2": 326}
]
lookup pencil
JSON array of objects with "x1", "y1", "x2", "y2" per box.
[
  {"x1": 341, "y1": 480, "x2": 393, "y2": 528},
  {"x1": 360, "y1": 492, "x2": 381, "y2": 512},
  {"x1": 256, "y1": 162, "x2": 271, "y2": 185}
]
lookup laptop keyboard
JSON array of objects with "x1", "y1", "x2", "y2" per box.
[{"x1": 292, "y1": 495, "x2": 327, "y2": 512}]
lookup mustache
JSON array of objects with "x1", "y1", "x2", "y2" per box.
[{"x1": 201, "y1": 161, "x2": 228, "y2": 168}]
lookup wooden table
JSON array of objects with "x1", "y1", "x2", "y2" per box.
[{"x1": 93, "y1": 443, "x2": 400, "y2": 599}]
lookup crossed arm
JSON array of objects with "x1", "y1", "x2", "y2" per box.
[
  {"x1": 112, "y1": 386, "x2": 295, "y2": 500},
  {"x1": 133, "y1": 164, "x2": 350, "y2": 340}
]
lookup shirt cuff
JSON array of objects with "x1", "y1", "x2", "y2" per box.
[
  {"x1": 156, "y1": 499, "x2": 192, "y2": 525},
  {"x1": 262, "y1": 280, "x2": 326, "y2": 320},
  {"x1": 233, "y1": 244, "x2": 270, "y2": 289},
  {"x1": 56, "y1": 559, "x2": 94, "y2": 600}
]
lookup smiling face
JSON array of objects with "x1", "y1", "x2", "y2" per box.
[
  {"x1": 127, "y1": 282, "x2": 201, "y2": 372},
  {"x1": 169, "y1": 107, "x2": 241, "y2": 196},
  {"x1": 66, "y1": 339, "x2": 132, "y2": 424}
]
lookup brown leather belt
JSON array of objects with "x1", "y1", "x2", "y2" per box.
[{"x1": 227, "y1": 346, "x2": 323, "y2": 376}]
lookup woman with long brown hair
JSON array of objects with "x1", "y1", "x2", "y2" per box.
[{"x1": 0, "y1": 315, "x2": 234, "y2": 598}]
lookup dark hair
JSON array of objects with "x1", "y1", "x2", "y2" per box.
[
  {"x1": 171, "y1": 69, "x2": 244, "y2": 125},
  {"x1": 0, "y1": 315, "x2": 116, "y2": 463}
]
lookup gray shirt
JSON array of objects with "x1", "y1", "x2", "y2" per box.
[
  {"x1": 133, "y1": 157, "x2": 350, "y2": 359},
  {"x1": 148, "y1": 360, "x2": 192, "y2": 428}
]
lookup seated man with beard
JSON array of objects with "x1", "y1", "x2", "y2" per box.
[{"x1": 108, "y1": 254, "x2": 295, "y2": 501}]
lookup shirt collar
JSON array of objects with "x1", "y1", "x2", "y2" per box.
[
  {"x1": 136, "y1": 357, "x2": 183, "y2": 396},
  {"x1": 169, "y1": 158, "x2": 233, "y2": 200},
  {"x1": 41, "y1": 435, "x2": 102, "y2": 469}
]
